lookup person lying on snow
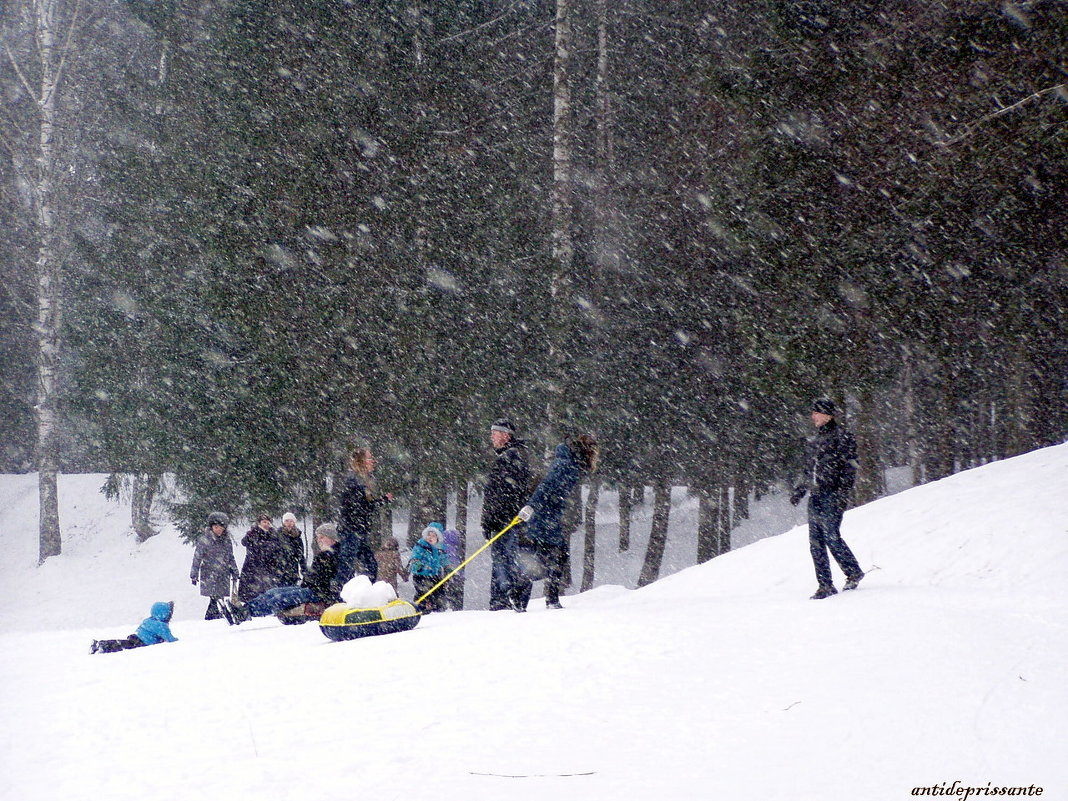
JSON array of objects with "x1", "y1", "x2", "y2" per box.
[
  {"x1": 224, "y1": 523, "x2": 341, "y2": 624},
  {"x1": 90, "y1": 601, "x2": 178, "y2": 654}
]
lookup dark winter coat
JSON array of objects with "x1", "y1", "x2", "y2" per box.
[
  {"x1": 482, "y1": 440, "x2": 530, "y2": 536},
  {"x1": 238, "y1": 526, "x2": 288, "y2": 602},
  {"x1": 525, "y1": 442, "x2": 584, "y2": 546},
  {"x1": 190, "y1": 528, "x2": 240, "y2": 599},
  {"x1": 794, "y1": 419, "x2": 858, "y2": 503},
  {"x1": 338, "y1": 472, "x2": 388, "y2": 543},
  {"x1": 300, "y1": 546, "x2": 341, "y2": 602},
  {"x1": 278, "y1": 527, "x2": 306, "y2": 586}
]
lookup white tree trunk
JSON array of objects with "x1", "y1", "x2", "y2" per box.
[
  {"x1": 546, "y1": 0, "x2": 574, "y2": 436},
  {"x1": 34, "y1": 0, "x2": 63, "y2": 562}
]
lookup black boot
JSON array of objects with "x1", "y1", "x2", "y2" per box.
[{"x1": 810, "y1": 585, "x2": 837, "y2": 600}]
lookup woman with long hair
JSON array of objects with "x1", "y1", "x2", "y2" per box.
[
  {"x1": 336, "y1": 447, "x2": 392, "y2": 585},
  {"x1": 516, "y1": 433, "x2": 601, "y2": 610}
]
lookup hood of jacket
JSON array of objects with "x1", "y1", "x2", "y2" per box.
[{"x1": 150, "y1": 601, "x2": 174, "y2": 623}]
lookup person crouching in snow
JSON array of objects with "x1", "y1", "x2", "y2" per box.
[
  {"x1": 410, "y1": 523, "x2": 447, "y2": 612},
  {"x1": 90, "y1": 601, "x2": 178, "y2": 654},
  {"x1": 190, "y1": 511, "x2": 240, "y2": 620},
  {"x1": 225, "y1": 523, "x2": 341, "y2": 624}
]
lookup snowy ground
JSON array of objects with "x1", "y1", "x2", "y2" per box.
[{"x1": 1, "y1": 445, "x2": 1065, "y2": 800}]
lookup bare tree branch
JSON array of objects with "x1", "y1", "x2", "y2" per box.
[{"x1": 935, "y1": 83, "x2": 1067, "y2": 147}]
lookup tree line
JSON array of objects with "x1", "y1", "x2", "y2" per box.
[{"x1": 1, "y1": 0, "x2": 1065, "y2": 577}]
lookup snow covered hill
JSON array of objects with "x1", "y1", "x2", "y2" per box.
[{"x1": 1, "y1": 444, "x2": 1065, "y2": 801}]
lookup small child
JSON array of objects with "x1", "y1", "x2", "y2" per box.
[
  {"x1": 90, "y1": 601, "x2": 178, "y2": 654},
  {"x1": 410, "y1": 524, "x2": 447, "y2": 612},
  {"x1": 374, "y1": 535, "x2": 410, "y2": 593}
]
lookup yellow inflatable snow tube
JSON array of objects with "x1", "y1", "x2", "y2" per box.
[{"x1": 319, "y1": 599, "x2": 421, "y2": 641}]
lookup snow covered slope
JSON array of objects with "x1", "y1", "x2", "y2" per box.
[{"x1": 0, "y1": 444, "x2": 1065, "y2": 801}]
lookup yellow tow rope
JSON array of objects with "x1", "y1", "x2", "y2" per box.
[{"x1": 415, "y1": 515, "x2": 523, "y2": 606}]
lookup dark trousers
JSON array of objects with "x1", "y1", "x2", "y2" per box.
[
  {"x1": 489, "y1": 530, "x2": 518, "y2": 610},
  {"x1": 337, "y1": 536, "x2": 378, "y2": 585},
  {"x1": 808, "y1": 492, "x2": 862, "y2": 587},
  {"x1": 539, "y1": 540, "x2": 567, "y2": 605},
  {"x1": 205, "y1": 598, "x2": 226, "y2": 620},
  {"x1": 413, "y1": 574, "x2": 443, "y2": 612},
  {"x1": 96, "y1": 635, "x2": 145, "y2": 653}
]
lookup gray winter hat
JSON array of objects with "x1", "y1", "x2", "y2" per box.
[{"x1": 314, "y1": 522, "x2": 339, "y2": 542}]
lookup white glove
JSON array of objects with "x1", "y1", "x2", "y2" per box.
[{"x1": 517, "y1": 505, "x2": 534, "y2": 522}]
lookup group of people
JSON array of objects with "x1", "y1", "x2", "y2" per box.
[{"x1": 92, "y1": 398, "x2": 859, "y2": 654}]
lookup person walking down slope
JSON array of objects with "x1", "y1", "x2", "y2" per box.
[
  {"x1": 237, "y1": 514, "x2": 288, "y2": 603},
  {"x1": 790, "y1": 398, "x2": 865, "y2": 600},
  {"x1": 190, "y1": 511, "x2": 240, "y2": 620},
  {"x1": 90, "y1": 601, "x2": 178, "y2": 654},
  {"x1": 517, "y1": 433, "x2": 600, "y2": 611}
]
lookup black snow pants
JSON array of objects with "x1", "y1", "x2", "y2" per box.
[{"x1": 808, "y1": 491, "x2": 862, "y2": 588}]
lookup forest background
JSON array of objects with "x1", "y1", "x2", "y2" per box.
[{"x1": 1, "y1": 0, "x2": 1065, "y2": 575}]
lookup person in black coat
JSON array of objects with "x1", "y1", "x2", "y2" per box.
[
  {"x1": 517, "y1": 433, "x2": 600, "y2": 610},
  {"x1": 336, "y1": 448, "x2": 392, "y2": 585},
  {"x1": 190, "y1": 511, "x2": 240, "y2": 620},
  {"x1": 790, "y1": 399, "x2": 865, "y2": 599},
  {"x1": 278, "y1": 512, "x2": 307, "y2": 586},
  {"x1": 481, "y1": 419, "x2": 530, "y2": 611},
  {"x1": 237, "y1": 513, "x2": 288, "y2": 602}
]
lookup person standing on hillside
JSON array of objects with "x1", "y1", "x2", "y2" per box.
[
  {"x1": 336, "y1": 448, "x2": 392, "y2": 585},
  {"x1": 190, "y1": 511, "x2": 240, "y2": 620},
  {"x1": 481, "y1": 419, "x2": 530, "y2": 611},
  {"x1": 278, "y1": 512, "x2": 307, "y2": 586},
  {"x1": 237, "y1": 513, "x2": 287, "y2": 603},
  {"x1": 517, "y1": 433, "x2": 600, "y2": 610},
  {"x1": 790, "y1": 399, "x2": 865, "y2": 599}
]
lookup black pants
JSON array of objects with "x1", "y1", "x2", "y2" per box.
[
  {"x1": 96, "y1": 635, "x2": 145, "y2": 654},
  {"x1": 808, "y1": 492, "x2": 862, "y2": 587},
  {"x1": 205, "y1": 597, "x2": 226, "y2": 620},
  {"x1": 539, "y1": 541, "x2": 568, "y2": 605},
  {"x1": 413, "y1": 574, "x2": 443, "y2": 612}
]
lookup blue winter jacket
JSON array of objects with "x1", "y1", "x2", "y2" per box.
[
  {"x1": 135, "y1": 601, "x2": 178, "y2": 646},
  {"x1": 526, "y1": 443, "x2": 583, "y2": 545},
  {"x1": 409, "y1": 538, "x2": 446, "y2": 578}
]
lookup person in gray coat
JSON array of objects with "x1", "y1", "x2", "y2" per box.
[{"x1": 190, "y1": 512, "x2": 240, "y2": 620}]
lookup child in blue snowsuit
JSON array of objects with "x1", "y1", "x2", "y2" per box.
[
  {"x1": 90, "y1": 601, "x2": 178, "y2": 654},
  {"x1": 410, "y1": 523, "x2": 448, "y2": 612}
]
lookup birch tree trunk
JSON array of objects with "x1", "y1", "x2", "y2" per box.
[
  {"x1": 453, "y1": 481, "x2": 468, "y2": 609},
  {"x1": 545, "y1": 0, "x2": 574, "y2": 434},
  {"x1": 32, "y1": 0, "x2": 65, "y2": 562}
]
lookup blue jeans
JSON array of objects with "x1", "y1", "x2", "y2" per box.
[
  {"x1": 336, "y1": 536, "x2": 378, "y2": 585},
  {"x1": 489, "y1": 530, "x2": 518, "y2": 609},
  {"x1": 246, "y1": 586, "x2": 317, "y2": 617}
]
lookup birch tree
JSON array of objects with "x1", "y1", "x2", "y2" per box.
[{"x1": 2, "y1": 0, "x2": 82, "y2": 562}]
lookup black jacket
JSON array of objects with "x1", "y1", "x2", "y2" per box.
[
  {"x1": 482, "y1": 440, "x2": 530, "y2": 535},
  {"x1": 338, "y1": 473, "x2": 387, "y2": 542},
  {"x1": 799, "y1": 419, "x2": 858, "y2": 496},
  {"x1": 300, "y1": 547, "x2": 340, "y2": 602},
  {"x1": 278, "y1": 529, "x2": 306, "y2": 585},
  {"x1": 190, "y1": 528, "x2": 239, "y2": 598}
]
